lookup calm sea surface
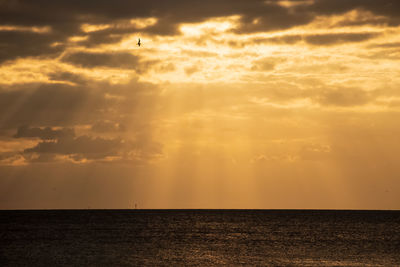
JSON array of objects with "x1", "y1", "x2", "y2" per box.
[{"x1": 1, "y1": 210, "x2": 399, "y2": 266}]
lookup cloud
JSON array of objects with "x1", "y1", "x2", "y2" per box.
[
  {"x1": 0, "y1": 0, "x2": 396, "y2": 66},
  {"x1": 0, "y1": 78, "x2": 160, "y2": 129},
  {"x1": 154, "y1": 62, "x2": 176, "y2": 73},
  {"x1": 14, "y1": 125, "x2": 75, "y2": 140},
  {"x1": 234, "y1": 6, "x2": 313, "y2": 34},
  {"x1": 0, "y1": 30, "x2": 64, "y2": 64},
  {"x1": 61, "y1": 51, "x2": 140, "y2": 69},
  {"x1": 313, "y1": 87, "x2": 372, "y2": 107},
  {"x1": 241, "y1": 82, "x2": 376, "y2": 107},
  {"x1": 91, "y1": 121, "x2": 125, "y2": 133},
  {"x1": 308, "y1": 0, "x2": 400, "y2": 25},
  {"x1": 47, "y1": 71, "x2": 88, "y2": 85},
  {"x1": 78, "y1": 25, "x2": 145, "y2": 47},
  {"x1": 251, "y1": 57, "x2": 285, "y2": 71},
  {"x1": 304, "y1": 32, "x2": 379, "y2": 46},
  {"x1": 184, "y1": 65, "x2": 199, "y2": 76},
  {"x1": 24, "y1": 135, "x2": 123, "y2": 159},
  {"x1": 299, "y1": 143, "x2": 331, "y2": 161},
  {"x1": 22, "y1": 134, "x2": 162, "y2": 163},
  {"x1": 0, "y1": 1, "x2": 320, "y2": 41},
  {"x1": 5, "y1": 124, "x2": 163, "y2": 164},
  {"x1": 252, "y1": 35, "x2": 303, "y2": 45},
  {"x1": 0, "y1": 1, "x2": 398, "y2": 40},
  {"x1": 249, "y1": 32, "x2": 378, "y2": 47},
  {"x1": 0, "y1": 83, "x2": 98, "y2": 129},
  {"x1": 368, "y1": 42, "x2": 400, "y2": 49},
  {"x1": 0, "y1": 76, "x2": 163, "y2": 165}
]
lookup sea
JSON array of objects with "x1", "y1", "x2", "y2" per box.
[{"x1": 1, "y1": 210, "x2": 399, "y2": 266}]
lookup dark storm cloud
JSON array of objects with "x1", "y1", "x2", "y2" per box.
[
  {"x1": 61, "y1": 52, "x2": 140, "y2": 69},
  {"x1": 14, "y1": 125, "x2": 75, "y2": 140}
]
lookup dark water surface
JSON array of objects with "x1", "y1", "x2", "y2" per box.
[{"x1": 1, "y1": 210, "x2": 399, "y2": 266}]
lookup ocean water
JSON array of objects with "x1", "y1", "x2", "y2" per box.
[{"x1": 0, "y1": 210, "x2": 399, "y2": 266}]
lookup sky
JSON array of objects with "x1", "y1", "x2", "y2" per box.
[{"x1": 1, "y1": 0, "x2": 400, "y2": 209}]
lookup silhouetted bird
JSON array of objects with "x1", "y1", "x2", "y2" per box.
[{"x1": 137, "y1": 38, "x2": 141, "y2": 47}]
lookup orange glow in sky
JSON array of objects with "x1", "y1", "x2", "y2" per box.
[{"x1": 1, "y1": 0, "x2": 400, "y2": 209}]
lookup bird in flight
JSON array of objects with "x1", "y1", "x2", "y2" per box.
[{"x1": 137, "y1": 38, "x2": 141, "y2": 47}]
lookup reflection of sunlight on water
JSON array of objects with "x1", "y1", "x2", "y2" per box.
[
  {"x1": 295, "y1": 259, "x2": 377, "y2": 266},
  {"x1": 4, "y1": 210, "x2": 398, "y2": 265}
]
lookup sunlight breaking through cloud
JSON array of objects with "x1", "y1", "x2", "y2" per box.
[{"x1": 1, "y1": 0, "x2": 400, "y2": 209}]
